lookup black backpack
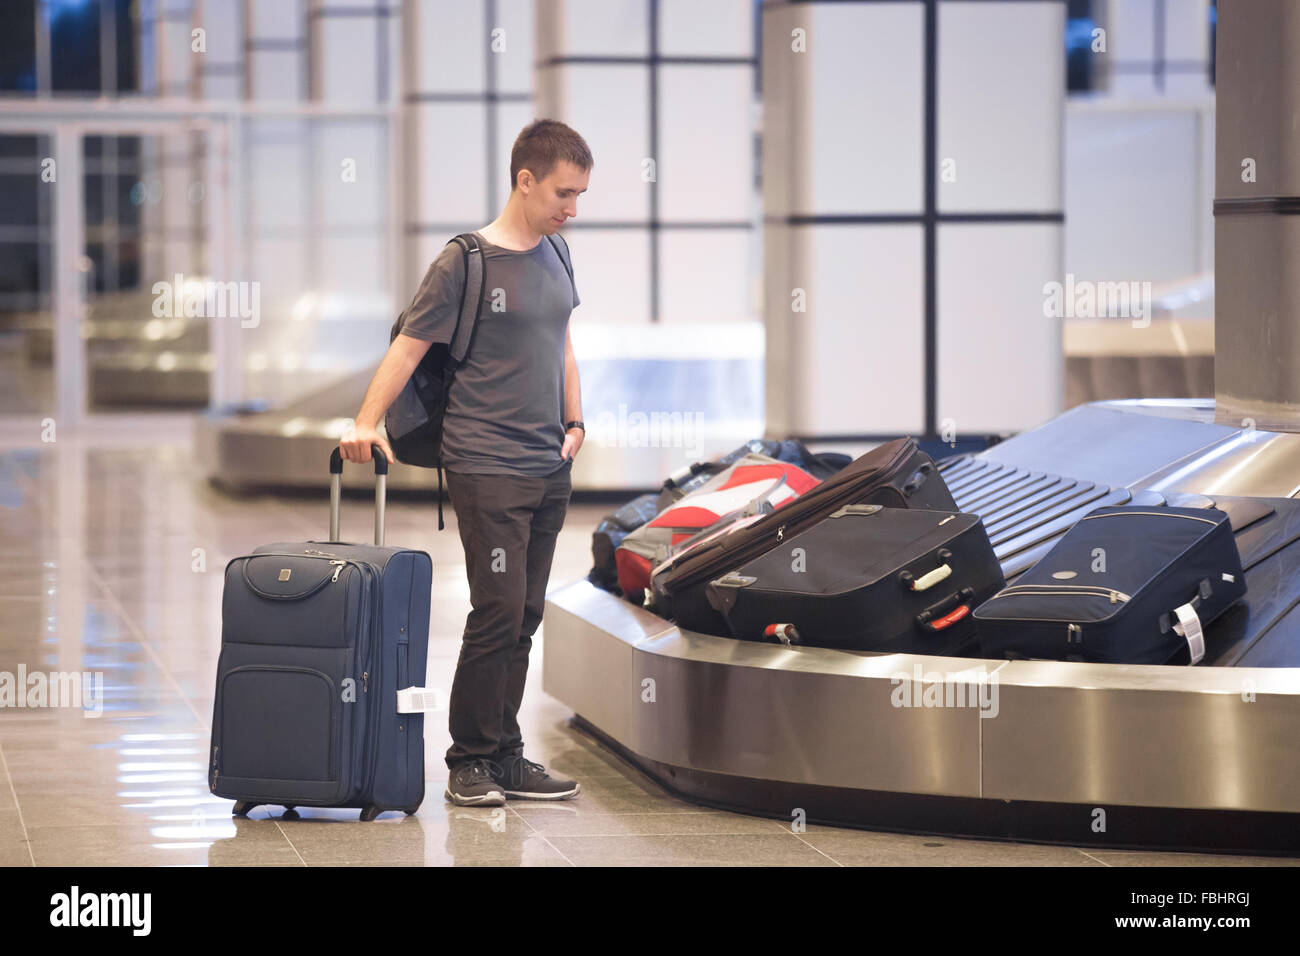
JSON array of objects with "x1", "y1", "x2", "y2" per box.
[{"x1": 384, "y1": 232, "x2": 575, "y2": 529}]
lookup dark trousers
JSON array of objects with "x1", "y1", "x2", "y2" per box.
[{"x1": 443, "y1": 459, "x2": 572, "y2": 769}]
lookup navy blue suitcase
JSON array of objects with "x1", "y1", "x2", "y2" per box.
[
  {"x1": 973, "y1": 505, "x2": 1247, "y2": 664},
  {"x1": 209, "y1": 447, "x2": 432, "y2": 821}
]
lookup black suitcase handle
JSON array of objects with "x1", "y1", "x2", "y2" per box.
[
  {"x1": 916, "y1": 586, "x2": 975, "y2": 633},
  {"x1": 328, "y1": 445, "x2": 388, "y2": 546},
  {"x1": 901, "y1": 461, "x2": 934, "y2": 496}
]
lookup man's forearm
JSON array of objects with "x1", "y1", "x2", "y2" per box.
[
  {"x1": 564, "y1": 339, "x2": 582, "y2": 423},
  {"x1": 355, "y1": 339, "x2": 423, "y2": 429}
]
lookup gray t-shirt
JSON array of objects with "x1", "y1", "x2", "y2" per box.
[{"x1": 396, "y1": 232, "x2": 579, "y2": 476}]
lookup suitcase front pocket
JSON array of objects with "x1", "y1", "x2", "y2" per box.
[
  {"x1": 217, "y1": 665, "x2": 340, "y2": 785},
  {"x1": 981, "y1": 584, "x2": 1131, "y2": 624},
  {"x1": 224, "y1": 555, "x2": 359, "y2": 649}
]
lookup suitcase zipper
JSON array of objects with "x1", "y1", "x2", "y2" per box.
[
  {"x1": 232, "y1": 552, "x2": 357, "y2": 590},
  {"x1": 361, "y1": 563, "x2": 383, "y2": 804},
  {"x1": 995, "y1": 584, "x2": 1131, "y2": 603}
]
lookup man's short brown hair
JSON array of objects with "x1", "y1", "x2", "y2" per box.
[{"x1": 509, "y1": 119, "x2": 593, "y2": 193}]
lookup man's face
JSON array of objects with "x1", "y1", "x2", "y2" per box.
[{"x1": 520, "y1": 160, "x2": 590, "y2": 234}]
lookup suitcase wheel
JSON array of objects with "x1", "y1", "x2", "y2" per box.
[
  {"x1": 281, "y1": 807, "x2": 300, "y2": 820},
  {"x1": 403, "y1": 808, "x2": 418, "y2": 816},
  {"x1": 232, "y1": 801, "x2": 258, "y2": 817},
  {"x1": 359, "y1": 806, "x2": 382, "y2": 822}
]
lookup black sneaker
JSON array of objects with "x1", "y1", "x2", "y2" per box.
[
  {"x1": 444, "y1": 758, "x2": 506, "y2": 806},
  {"x1": 490, "y1": 755, "x2": 580, "y2": 800}
]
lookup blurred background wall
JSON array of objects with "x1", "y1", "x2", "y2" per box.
[{"x1": 0, "y1": 0, "x2": 1220, "y2": 484}]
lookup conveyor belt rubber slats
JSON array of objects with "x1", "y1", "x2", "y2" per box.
[
  {"x1": 992, "y1": 487, "x2": 1133, "y2": 560},
  {"x1": 974, "y1": 474, "x2": 1070, "y2": 525},
  {"x1": 935, "y1": 454, "x2": 975, "y2": 475},
  {"x1": 941, "y1": 460, "x2": 999, "y2": 492},
  {"x1": 988, "y1": 483, "x2": 1110, "y2": 546},
  {"x1": 984, "y1": 481, "x2": 1096, "y2": 540},
  {"x1": 999, "y1": 538, "x2": 1062, "y2": 582},
  {"x1": 950, "y1": 466, "x2": 1030, "y2": 505},
  {"x1": 957, "y1": 470, "x2": 1042, "y2": 513}
]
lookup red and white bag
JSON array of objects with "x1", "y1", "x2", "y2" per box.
[{"x1": 614, "y1": 454, "x2": 820, "y2": 596}]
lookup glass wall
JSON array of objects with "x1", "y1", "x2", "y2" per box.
[
  {"x1": 0, "y1": 0, "x2": 399, "y2": 420},
  {"x1": 0, "y1": 133, "x2": 54, "y2": 415}
]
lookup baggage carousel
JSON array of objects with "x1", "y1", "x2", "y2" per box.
[{"x1": 542, "y1": 398, "x2": 1300, "y2": 854}]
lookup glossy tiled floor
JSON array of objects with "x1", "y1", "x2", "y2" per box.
[{"x1": 0, "y1": 421, "x2": 1293, "y2": 867}]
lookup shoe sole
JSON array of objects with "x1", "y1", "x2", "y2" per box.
[
  {"x1": 444, "y1": 787, "x2": 506, "y2": 807},
  {"x1": 504, "y1": 782, "x2": 581, "y2": 801}
]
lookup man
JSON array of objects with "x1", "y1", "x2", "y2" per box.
[{"x1": 339, "y1": 119, "x2": 592, "y2": 807}]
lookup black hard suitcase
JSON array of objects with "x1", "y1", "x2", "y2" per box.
[
  {"x1": 973, "y1": 505, "x2": 1247, "y2": 664},
  {"x1": 210, "y1": 447, "x2": 432, "y2": 820},
  {"x1": 651, "y1": 437, "x2": 956, "y2": 635},
  {"x1": 705, "y1": 504, "x2": 1005, "y2": 655},
  {"x1": 586, "y1": 439, "x2": 850, "y2": 597}
]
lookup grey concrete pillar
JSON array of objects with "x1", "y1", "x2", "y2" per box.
[{"x1": 1213, "y1": 0, "x2": 1300, "y2": 431}]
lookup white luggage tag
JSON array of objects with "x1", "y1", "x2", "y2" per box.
[
  {"x1": 1171, "y1": 603, "x2": 1205, "y2": 665},
  {"x1": 397, "y1": 687, "x2": 445, "y2": 713}
]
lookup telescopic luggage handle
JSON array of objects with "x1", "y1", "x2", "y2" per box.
[{"x1": 329, "y1": 445, "x2": 388, "y2": 546}]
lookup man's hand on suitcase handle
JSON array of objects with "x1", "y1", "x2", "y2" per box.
[{"x1": 340, "y1": 422, "x2": 395, "y2": 468}]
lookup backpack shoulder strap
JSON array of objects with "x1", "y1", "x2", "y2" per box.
[
  {"x1": 448, "y1": 232, "x2": 486, "y2": 364},
  {"x1": 545, "y1": 232, "x2": 576, "y2": 299}
]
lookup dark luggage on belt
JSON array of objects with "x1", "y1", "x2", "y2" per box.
[
  {"x1": 650, "y1": 437, "x2": 956, "y2": 635},
  {"x1": 705, "y1": 504, "x2": 1004, "y2": 655},
  {"x1": 588, "y1": 493, "x2": 660, "y2": 593},
  {"x1": 973, "y1": 505, "x2": 1247, "y2": 665},
  {"x1": 210, "y1": 446, "x2": 432, "y2": 821},
  {"x1": 586, "y1": 438, "x2": 851, "y2": 596}
]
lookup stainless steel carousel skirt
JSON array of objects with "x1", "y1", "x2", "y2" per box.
[{"x1": 543, "y1": 400, "x2": 1300, "y2": 853}]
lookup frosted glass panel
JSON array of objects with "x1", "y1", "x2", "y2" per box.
[
  {"x1": 657, "y1": 66, "x2": 753, "y2": 222},
  {"x1": 806, "y1": 4, "x2": 924, "y2": 215},
  {"x1": 562, "y1": 66, "x2": 650, "y2": 221},
  {"x1": 559, "y1": 0, "x2": 648, "y2": 57},
  {"x1": 246, "y1": 133, "x2": 308, "y2": 231},
  {"x1": 659, "y1": 229, "x2": 752, "y2": 323},
  {"x1": 417, "y1": 0, "x2": 484, "y2": 92},
  {"x1": 802, "y1": 225, "x2": 925, "y2": 435},
  {"x1": 659, "y1": 0, "x2": 752, "y2": 57},
  {"x1": 250, "y1": 50, "x2": 302, "y2": 101},
  {"x1": 319, "y1": 234, "x2": 385, "y2": 295},
  {"x1": 250, "y1": 0, "x2": 299, "y2": 37},
  {"x1": 318, "y1": 17, "x2": 379, "y2": 104},
  {"x1": 938, "y1": 1, "x2": 1063, "y2": 213},
  {"x1": 1064, "y1": 109, "x2": 1201, "y2": 283},
  {"x1": 938, "y1": 224, "x2": 1062, "y2": 434},
  {"x1": 558, "y1": 229, "x2": 651, "y2": 323},
  {"x1": 417, "y1": 104, "x2": 488, "y2": 224},
  {"x1": 494, "y1": 0, "x2": 535, "y2": 93},
  {"x1": 316, "y1": 123, "x2": 386, "y2": 229}
]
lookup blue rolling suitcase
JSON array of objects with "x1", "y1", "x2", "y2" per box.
[
  {"x1": 973, "y1": 505, "x2": 1247, "y2": 664},
  {"x1": 209, "y1": 447, "x2": 432, "y2": 821}
]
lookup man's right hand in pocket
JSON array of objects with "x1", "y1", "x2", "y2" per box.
[{"x1": 340, "y1": 423, "x2": 395, "y2": 466}]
